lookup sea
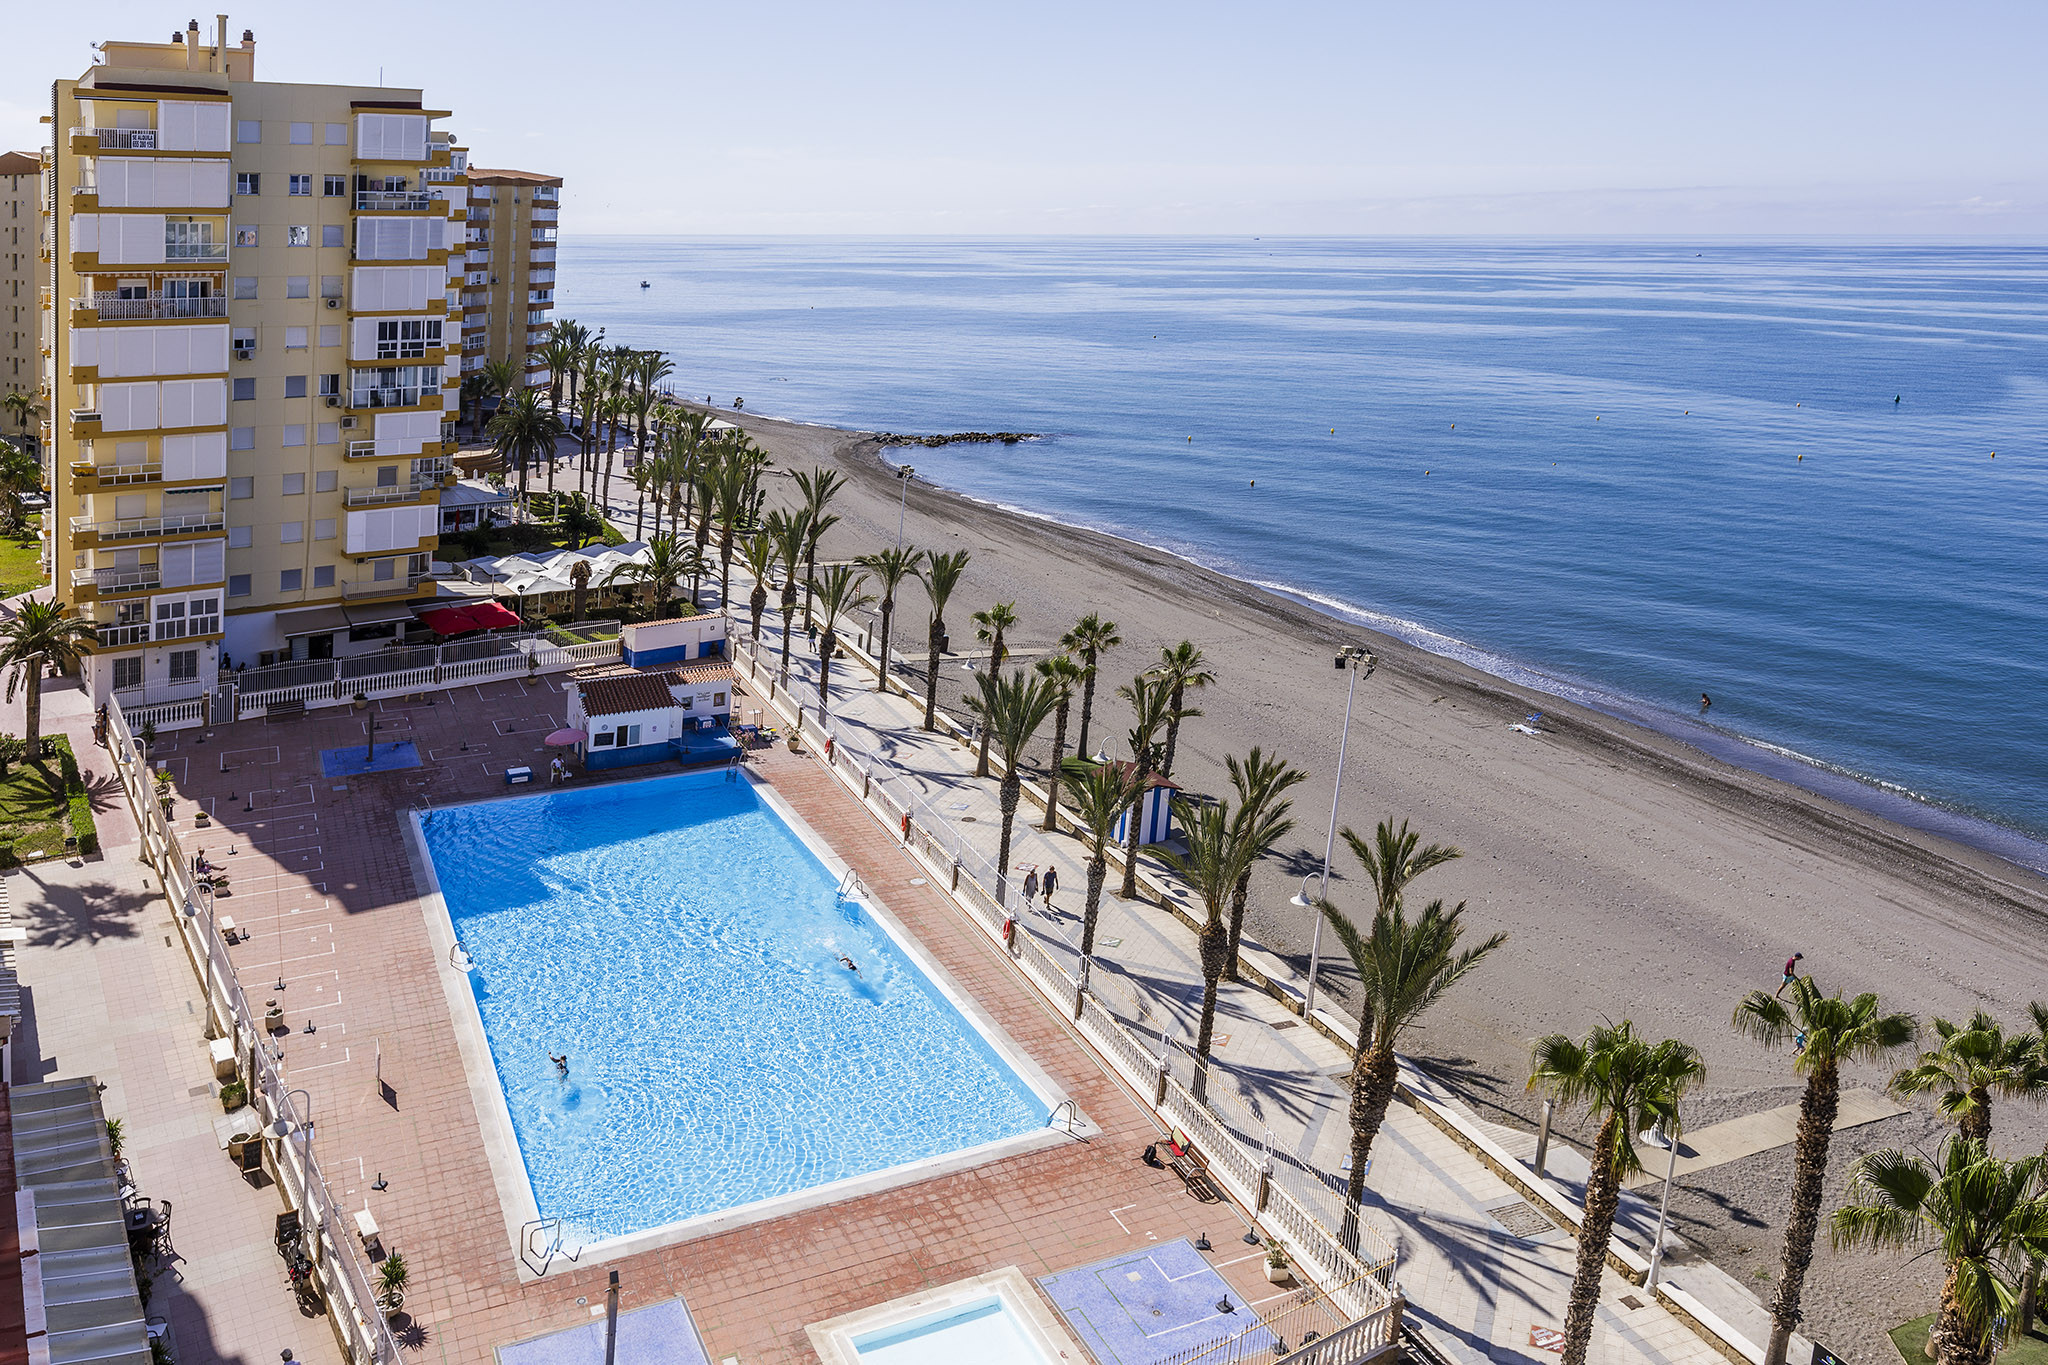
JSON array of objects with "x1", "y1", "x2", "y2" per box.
[{"x1": 557, "y1": 238, "x2": 2048, "y2": 872}]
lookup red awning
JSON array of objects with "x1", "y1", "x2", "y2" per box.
[
  {"x1": 464, "y1": 601, "x2": 523, "y2": 630},
  {"x1": 418, "y1": 606, "x2": 475, "y2": 635}
]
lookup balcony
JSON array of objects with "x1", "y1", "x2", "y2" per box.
[
  {"x1": 343, "y1": 479, "x2": 441, "y2": 509},
  {"x1": 348, "y1": 387, "x2": 439, "y2": 412},
  {"x1": 533, "y1": 186, "x2": 559, "y2": 203},
  {"x1": 72, "y1": 565, "x2": 161, "y2": 597},
  {"x1": 87, "y1": 293, "x2": 228, "y2": 322},
  {"x1": 70, "y1": 409, "x2": 103, "y2": 439},
  {"x1": 96, "y1": 621, "x2": 152, "y2": 648},
  {"x1": 70, "y1": 126, "x2": 158, "y2": 151},
  {"x1": 164, "y1": 242, "x2": 230, "y2": 263},
  {"x1": 342, "y1": 575, "x2": 429, "y2": 600},
  {"x1": 529, "y1": 207, "x2": 558, "y2": 224},
  {"x1": 70, "y1": 461, "x2": 163, "y2": 489},
  {"x1": 69, "y1": 510, "x2": 226, "y2": 544},
  {"x1": 356, "y1": 191, "x2": 436, "y2": 212}
]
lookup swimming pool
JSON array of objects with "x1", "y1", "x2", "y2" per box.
[
  {"x1": 808, "y1": 1269, "x2": 1082, "y2": 1365},
  {"x1": 413, "y1": 770, "x2": 1060, "y2": 1251}
]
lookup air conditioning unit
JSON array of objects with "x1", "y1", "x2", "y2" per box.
[
  {"x1": 232, "y1": 346, "x2": 254, "y2": 361},
  {"x1": 339, "y1": 416, "x2": 359, "y2": 430},
  {"x1": 324, "y1": 396, "x2": 340, "y2": 408},
  {"x1": 324, "y1": 297, "x2": 340, "y2": 310}
]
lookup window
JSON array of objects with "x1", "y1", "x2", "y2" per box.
[
  {"x1": 315, "y1": 470, "x2": 337, "y2": 492},
  {"x1": 230, "y1": 427, "x2": 255, "y2": 451},
  {"x1": 376, "y1": 465, "x2": 399, "y2": 487},
  {"x1": 169, "y1": 649, "x2": 200, "y2": 682},
  {"x1": 313, "y1": 565, "x2": 335, "y2": 589},
  {"x1": 319, "y1": 325, "x2": 341, "y2": 348},
  {"x1": 228, "y1": 526, "x2": 252, "y2": 548},
  {"x1": 155, "y1": 596, "x2": 218, "y2": 643},
  {"x1": 322, "y1": 225, "x2": 343, "y2": 248},
  {"x1": 324, "y1": 123, "x2": 347, "y2": 146},
  {"x1": 288, "y1": 174, "x2": 312, "y2": 196},
  {"x1": 112, "y1": 655, "x2": 144, "y2": 691},
  {"x1": 287, "y1": 225, "x2": 310, "y2": 247},
  {"x1": 228, "y1": 574, "x2": 251, "y2": 598},
  {"x1": 230, "y1": 477, "x2": 253, "y2": 499},
  {"x1": 282, "y1": 424, "x2": 306, "y2": 447},
  {"x1": 280, "y1": 568, "x2": 302, "y2": 591},
  {"x1": 232, "y1": 378, "x2": 255, "y2": 401},
  {"x1": 590, "y1": 729, "x2": 613, "y2": 748},
  {"x1": 280, "y1": 522, "x2": 303, "y2": 543},
  {"x1": 323, "y1": 174, "x2": 346, "y2": 197},
  {"x1": 235, "y1": 227, "x2": 258, "y2": 248},
  {"x1": 314, "y1": 518, "x2": 336, "y2": 541},
  {"x1": 286, "y1": 276, "x2": 309, "y2": 299},
  {"x1": 285, "y1": 326, "x2": 308, "y2": 350},
  {"x1": 283, "y1": 375, "x2": 308, "y2": 398},
  {"x1": 713, "y1": 692, "x2": 727, "y2": 707},
  {"x1": 235, "y1": 172, "x2": 260, "y2": 195},
  {"x1": 282, "y1": 473, "x2": 305, "y2": 495},
  {"x1": 318, "y1": 373, "x2": 339, "y2": 396},
  {"x1": 164, "y1": 218, "x2": 220, "y2": 259},
  {"x1": 290, "y1": 122, "x2": 313, "y2": 146},
  {"x1": 618, "y1": 725, "x2": 643, "y2": 747},
  {"x1": 237, "y1": 120, "x2": 261, "y2": 144},
  {"x1": 233, "y1": 276, "x2": 257, "y2": 299},
  {"x1": 320, "y1": 275, "x2": 343, "y2": 298},
  {"x1": 372, "y1": 558, "x2": 395, "y2": 581},
  {"x1": 375, "y1": 319, "x2": 442, "y2": 359},
  {"x1": 316, "y1": 423, "x2": 339, "y2": 446}
]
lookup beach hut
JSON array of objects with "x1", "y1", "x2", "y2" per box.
[
  {"x1": 620, "y1": 612, "x2": 727, "y2": 667},
  {"x1": 1106, "y1": 765, "x2": 1180, "y2": 847},
  {"x1": 565, "y1": 661, "x2": 740, "y2": 770}
]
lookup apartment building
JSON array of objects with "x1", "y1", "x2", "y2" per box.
[
  {"x1": 462, "y1": 166, "x2": 560, "y2": 394},
  {"x1": 1, "y1": 149, "x2": 41, "y2": 434},
  {"x1": 43, "y1": 17, "x2": 464, "y2": 706}
]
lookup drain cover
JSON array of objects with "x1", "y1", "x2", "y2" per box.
[
  {"x1": 1491, "y1": 1201, "x2": 1555, "y2": 1239},
  {"x1": 1621, "y1": 1295, "x2": 1644, "y2": 1311}
]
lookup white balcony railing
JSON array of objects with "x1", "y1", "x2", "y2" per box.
[
  {"x1": 73, "y1": 126, "x2": 159, "y2": 150},
  {"x1": 71, "y1": 461, "x2": 162, "y2": 485},
  {"x1": 164, "y1": 242, "x2": 229, "y2": 262},
  {"x1": 343, "y1": 480, "x2": 440, "y2": 509},
  {"x1": 70, "y1": 511, "x2": 225, "y2": 541},
  {"x1": 348, "y1": 386, "x2": 434, "y2": 410},
  {"x1": 73, "y1": 565, "x2": 162, "y2": 595},
  {"x1": 342, "y1": 575, "x2": 429, "y2": 600},
  {"x1": 90, "y1": 293, "x2": 228, "y2": 321},
  {"x1": 356, "y1": 191, "x2": 435, "y2": 212},
  {"x1": 96, "y1": 622, "x2": 152, "y2": 648}
]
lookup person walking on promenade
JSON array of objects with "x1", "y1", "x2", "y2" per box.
[
  {"x1": 1776, "y1": 952, "x2": 1804, "y2": 997},
  {"x1": 1042, "y1": 864, "x2": 1058, "y2": 910}
]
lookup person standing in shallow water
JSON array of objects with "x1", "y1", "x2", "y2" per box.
[{"x1": 1699, "y1": 693, "x2": 1712, "y2": 714}]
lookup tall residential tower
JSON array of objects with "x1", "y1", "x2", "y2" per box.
[
  {"x1": 462, "y1": 166, "x2": 561, "y2": 397},
  {"x1": 44, "y1": 18, "x2": 464, "y2": 705},
  {"x1": 1, "y1": 149, "x2": 42, "y2": 435}
]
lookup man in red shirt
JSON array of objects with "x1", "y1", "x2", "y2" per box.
[{"x1": 1776, "y1": 952, "x2": 1804, "y2": 997}]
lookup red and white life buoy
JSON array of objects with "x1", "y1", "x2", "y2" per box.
[
  {"x1": 1001, "y1": 914, "x2": 1016, "y2": 948},
  {"x1": 900, "y1": 812, "x2": 911, "y2": 840},
  {"x1": 824, "y1": 736, "x2": 835, "y2": 759}
]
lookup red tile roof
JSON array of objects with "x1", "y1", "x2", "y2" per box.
[
  {"x1": 0, "y1": 151, "x2": 39, "y2": 177},
  {"x1": 574, "y1": 663, "x2": 736, "y2": 717}
]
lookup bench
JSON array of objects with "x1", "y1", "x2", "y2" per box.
[
  {"x1": 264, "y1": 698, "x2": 306, "y2": 721},
  {"x1": 1165, "y1": 1129, "x2": 1222, "y2": 1204}
]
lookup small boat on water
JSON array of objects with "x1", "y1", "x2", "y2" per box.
[{"x1": 639, "y1": 280, "x2": 650, "y2": 289}]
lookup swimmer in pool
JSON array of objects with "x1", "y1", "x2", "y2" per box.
[
  {"x1": 550, "y1": 1053, "x2": 569, "y2": 1077},
  {"x1": 839, "y1": 955, "x2": 859, "y2": 973}
]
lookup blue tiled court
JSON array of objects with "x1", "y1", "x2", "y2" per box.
[
  {"x1": 497, "y1": 1299, "x2": 711, "y2": 1365},
  {"x1": 1036, "y1": 1239, "x2": 1271, "y2": 1365},
  {"x1": 319, "y1": 741, "x2": 422, "y2": 778}
]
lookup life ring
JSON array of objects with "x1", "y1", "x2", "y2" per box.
[
  {"x1": 824, "y1": 737, "x2": 835, "y2": 759},
  {"x1": 1002, "y1": 915, "x2": 1015, "y2": 948},
  {"x1": 900, "y1": 812, "x2": 911, "y2": 840}
]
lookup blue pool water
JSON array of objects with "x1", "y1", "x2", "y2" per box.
[
  {"x1": 852, "y1": 1298, "x2": 1050, "y2": 1365},
  {"x1": 420, "y1": 771, "x2": 1044, "y2": 1242}
]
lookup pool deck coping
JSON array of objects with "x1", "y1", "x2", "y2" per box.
[
  {"x1": 803, "y1": 1266, "x2": 1087, "y2": 1365},
  {"x1": 401, "y1": 767, "x2": 1093, "y2": 1282}
]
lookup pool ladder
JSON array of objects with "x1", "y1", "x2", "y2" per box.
[
  {"x1": 520, "y1": 1216, "x2": 582, "y2": 1277},
  {"x1": 835, "y1": 869, "x2": 867, "y2": 904},
  {"x1": 1047, "y1": 1099, "x2": 1082, "y2": 1135}
]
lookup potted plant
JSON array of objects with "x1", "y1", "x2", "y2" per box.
[
  {"x1": 377, "y1": 1250, "x2": 408, "y2": 1316},
  {"x1": 263, "y1": 999, "x2": 285, "y2": 1034},
  {"x1": 154, "y1": 769, "x2": 174, "y2": 820},
  {"x1": 219, "y1": 1079, "x2": 247, "y2": 1112},
  {"x1": 1263, "y1": 1238, "x2": 1291, "y2": 1284},
  {"x1": 352, "y1": 691, "x2": 368, "y2": 711}
]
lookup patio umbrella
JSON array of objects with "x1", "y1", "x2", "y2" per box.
[
  {"x1": 544, "y1": 729, "x2": 587, "y2": 747},
  {"x1": 466, "y1": 601, "x2": 523, "y2": 630},
  {"x1": 418, "y1": 606, "x2": 475, "y2": 635}
]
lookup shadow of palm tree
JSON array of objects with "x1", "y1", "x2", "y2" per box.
[{"x1": 13, "y1": 865, "x2": 155, "y2": 946}]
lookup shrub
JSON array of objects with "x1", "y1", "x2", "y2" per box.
[
  {"x1": 56, "y1": 739, "x2": 82, "y2": 792},
  {"x1": 0, "y1": 734, "x2": 23, "y2": 778},
  {"x1": 69, "y1": 790, "x2": 98, "y2": 855}
]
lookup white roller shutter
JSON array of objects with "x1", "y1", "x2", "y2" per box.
[
  {"x1": 160, "y1": 431, "x2": 227, "y2": 481},
  {"x1": 160, "y1": 539, "x2": 225, "y2": 588},
  {"x1": 113, "y1": 328, "x2": 155, "y2": 377},
  {"x1": 152, "y1": 326, "x2": 194, "y2": 375},
  {"x1": 189, "y1": 324, "x2": 228, "y2": 372},
  {"x1": 191, "y1": 379, "x2": 227, "y2": 427},
  {"x1": 345, "y1": 504, "x2": 435, "y2": 554},
  {"x1": 155, "y1": 160, "x2": 195, "y2": 207},
  {"x1": 160, "y1": 101, "x2": 197, "y2": 151},
  {"x1": 350, "y1": 318, "x2": 381, "y2": 360},
  {"x1": 355, "y1": 113, "x2": 427, "y2": 163},
  {"x1": 355, "y1": 218, "x2": 433, "y2": 261},
  {"x1": 106, "y1": 215, "x2": 166, "y2": 265},
  {"x1": 69, "y1": 329, "x2": 100, "y2": 368},
  {"x1": 160, "y1": 379, "x2": 195, "y2": 428},
  {"x1": 371, "y1": 409, "x2": 440, "y2": 456},
  {"x1": 96, "y1": 159, "x2": 131, "y2": 207},
  {"x1": 99, "y1": 381, "x2": 158, "y2": 431},
  {"x1": 72, "y1": 215, "x2": 99, "y2": 254},
  {"x1": 192, "y1": 160, "x2": 230, "y2": 206}
]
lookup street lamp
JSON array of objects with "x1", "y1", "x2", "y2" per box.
[
  {"x1": 1289, "y1": 646, "x2": 1375, "y2": 1019},
  {"x1": 893, "y1": 465, "x2": 915, "y2": 551},
  {"x1": 271, "y1": 1087, "x2": 313, "y2": 1143},
  {"x1": 1645, "y1": 1117, "x2": 1683, "y2": 1289}
]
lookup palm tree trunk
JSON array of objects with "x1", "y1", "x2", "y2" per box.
[
  {"x1": 1041, "y1": 701, "x2": 1069, "y2": 831},
  {"x1": 1161, "y1": 681, "x2": 1185, "y2": 778},
  {"x1": 975, "y1": 626, "x2": 1002, "y2": 778},
  {"x1": 802, "y1": 548, "x2": 818, "y2": 630},
  {"x1": 1339, "y1": 1043, "x2": 1401, "y2": 1253},
  {"x1": 634, "y1": 482, "x2": 646, "y2": 540},
  {"x1": 1081, "y1": 853, "x2": 1108, "y2": 959},
  {"x1": 602, "y1": 432, "x2": 618, "y2": 528},
  {"x1": 1560, "y1": 1114, "x2": 1624, "y2": 1365},
  {"x1": 1191, "y1": 913, "x2": 1229, "y2": 1099},
  {"x1": 996, "y1": 774, "x2": 1021, "y2": 906},
  {"x1": 1935, "y1": 1263, "x2": 1992, "y2": 1365},
  {"x1": 1959, "y1": 1091, "x2": 1991, "y2": 1147},
  {"x1": 23, "y1": 661, "x2": 42, "y2": 750},
  {"x1": 1765, "y1": 1063, "x2": 1840, "y2": 1365},
  {"x1": 1076, "y1": 660, "x2": 1097, "y2": 759},
  {"x1": 749, "y1": 587, "x2": 766, "y2": 641},
  {"x1": 819, "y1": 636, "x2": 835, "y2": 701},
  {"x1": 779, "y1": 589, "x2": 797, "y2": 686},
  {"x1": 1225, "y1": 871, "x2": 1252, "y2": 982},
  {"x1": 1119, "y1": 759, "x2": 1150, "y2": 899},
  {"x1": 875, "y1": 599, "x2": 893, "y2": 693},
  {"x1": 924, "y1": 619, "x2": 943, "y2": 730}
]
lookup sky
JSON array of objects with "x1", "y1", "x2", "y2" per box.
[{"x1": 7, "y1": 1, "x2": 2046, "y2": 236}]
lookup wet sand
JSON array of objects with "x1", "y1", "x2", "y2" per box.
[{"x1": 692, "y1": 405, "x2": 2048, "y2": 1353}]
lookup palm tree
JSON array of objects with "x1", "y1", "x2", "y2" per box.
[
  {"x1": 574, "y1": 344, "x2": 605, "y2": 499},
  {"x1": 858, "y1": 547, "x2": 924, "y2": 694},
  {"x1": 558, "y1": 491, "x2": 605, "y2": 549},
  {"x1": 965, "y1": 669, "x2": 1060, "y2": 906},
  {"x1": 1832, "y1": 1139, "x2": 2048, "y2": 1365},
  {"x1": 707, "y1": 453, "x2": 757, "y2": 612},
  {"x1": 1733, "y1": 979, "x2": 1917, "y2": 1365},
  {"x1": 1151, "y1": 641, "x2": 1215, "y2": 780},
  {"x1": 629, "y1": 459, "x2": 658, "y2": 541},
  {"x1": 486, "y1": 390, "x2": 565, "y2": 511},
  {"x1": 1035, "y1": 655, "x2": 1084, "y2": 830},
  {"x1": 1529, "y1": 1022, "x2": 1707, "y2": 1365},
  {"x1": 1322, "y1": 894, "x2": 1504, "y2": 1247},
  {"x1": 809, "y1": 564, "x2": 873, "y2": 702},
  {"x1": 537, "y1": 334, "x2": 579, "y2": 421},
  {"x1": 0, "y1": 440, "x2": 40, "y2": 534},
  {"x1": 1223, "y1": 748, "x2": 1305, "y2": 980},
  {"x1": 479, "y1": 356, "x2": 518, "y2": 443},
  {"x1": 793, "y1": 467, "x2": 846, "y2": 630},
  {"x1": 1060, "y1": 613, "x2": 1120, "y2": 761},
  {"x1": 0, "y1": 600, "x2": 98, "y2": 751},
  {"x1": 2017, "y1": 1000, "x2": 2048, "y2": 1336},
  {"x1": 1891, "y1": 1009, "x2": 2048, "y2": 1147},
  {"x1": 1062, "y1": 759, "x2": 1144, "y2": 983},
  {"x1": 740, "y1": 532, "x2": 777, "y2": 642},
  {"x1": 1342, "y1": 818, "x2": 1463, "y2": 918},
  {"x1": 1116, "y1": 673, "x2": 1174, "y2": 900},
  {"x1": 1, "y1": 391, "x2": 37, "y2": 444},
  {"x1": 1160, "y1": 795, "x2": 1254, "y2": 1100},
  {"x1": 603, "y1": 532, "x2": 699, "y2": 617},
  {"x1": 970, "y1": 602, "x2": 1018, "y2": 777},
  {"x1": 631, "y1": 351, "x2": 672, "y2": 462},
  {"x1": 568, "y1": 559, "x2": 591, "y2": 622},
  {"x1": 765, "y1": 508, "x2": 809, "y2": 686},
  {"x1": 917, "y1": 551, "x2": 970, "y2": 732}
]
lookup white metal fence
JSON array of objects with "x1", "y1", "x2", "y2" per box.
[
  {"x1": 227, "y1": 628, "x2": 620, "y2": 720},
  {"x1": 107, "y1": 698, "x2": 399, "y2": 1365}
]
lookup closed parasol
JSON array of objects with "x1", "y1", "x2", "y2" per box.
[{"x1": 544, "y1": 729, "x2": 587, "y2": 746}]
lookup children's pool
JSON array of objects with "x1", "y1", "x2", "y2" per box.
[{"x1": 417, "y1": 770, "x2": 1050, "y2": 1246}]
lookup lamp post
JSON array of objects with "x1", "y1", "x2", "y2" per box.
[
  {"x1": 1645, "y1": 1118, "x2": 1682, "y2": 1289},
  {"x1": 182, "y1": 878, "x2": 219, "y2": 1009},
  {"x1": 1289, "y1": 646, "x2": 1374, "y2": 1019},
  {"x1": 893, "y1": 464, "x2": 915, "y2": 551}
]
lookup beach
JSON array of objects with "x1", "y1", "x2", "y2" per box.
[{"x1": 694, "y1": 404, "x2": 2048, "y2": 1354}]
